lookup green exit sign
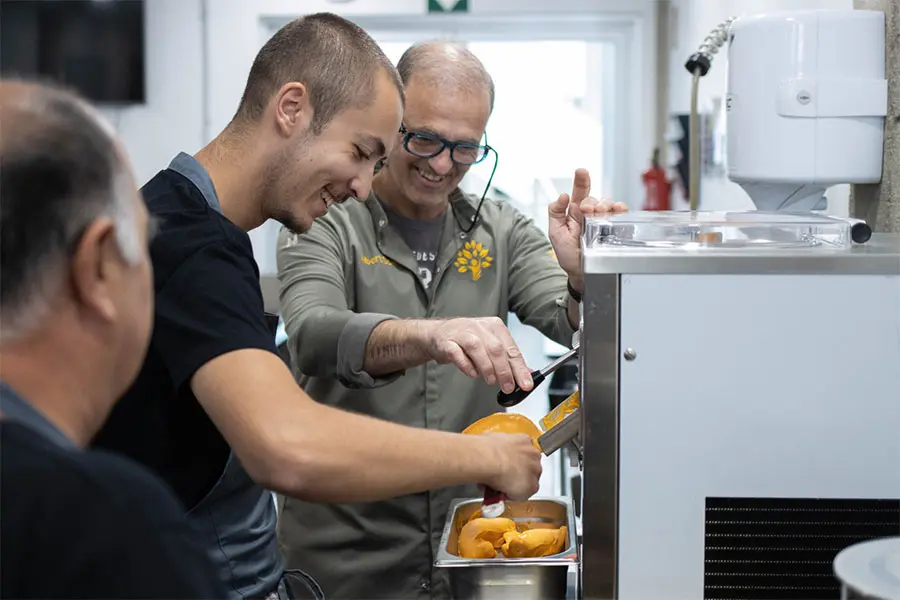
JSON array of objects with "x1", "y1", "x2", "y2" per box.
[{"x1": 428, "y1": 0, "x2": 468, "y2": 13}]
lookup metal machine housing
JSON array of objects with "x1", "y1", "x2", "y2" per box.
[{"x1": 578, "y1": 230, "x2": 900, "y2": 600}]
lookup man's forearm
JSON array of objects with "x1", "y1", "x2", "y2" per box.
[
  {"x1": 362, "y1": 319, "x2": 434, "y2": 376},
  {"x1": 273, "y1": 400, "x2": 498, "y2": 503},
  {"x1": 193, "y1": 349, "x2": 503, "y2": 505}
]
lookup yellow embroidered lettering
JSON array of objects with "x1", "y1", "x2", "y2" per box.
[{"x1": 361, "y1": 255, "x2": 393, "y2": 266}]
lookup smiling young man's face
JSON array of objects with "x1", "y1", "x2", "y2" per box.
[
  {"x1": 268, "y1": 69, "x2": 404, "y2": 234},
  {"x1": 380, "y1": 73, "x2": 491, "y2": 218}
]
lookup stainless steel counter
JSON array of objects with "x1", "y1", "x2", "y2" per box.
[{"x1": 582, "y1": 229, "x2": 900, "y2": 275}]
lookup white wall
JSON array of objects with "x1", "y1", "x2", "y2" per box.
[
  {"x1": 102, "y1": 0, "x2": 657, "y2": 275},
  {"x1": 99, "y1": 0, "x2": 205, "y2": 187},
  {"x1": 208, "y1": 0, "x2": 658, "y2": 174},
  {"x1": 667, "y1": 0, "x2": 854, "y2": 215},
  {"x1": 106, "y1": 0, "x2": 864, "y2": 247}
]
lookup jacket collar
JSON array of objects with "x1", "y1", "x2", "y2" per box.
[{"x1": 365, "y1": 188, "x2": 480, "y2": 238}]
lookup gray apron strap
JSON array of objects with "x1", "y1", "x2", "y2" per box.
[
  {"x1": 166, "y1": 153, "x2": 324, "y2": 599},
  {"x1": 168, "y1": 152, "x2": 224, "y2": 216},
  {"x1": 281, "y1": 570, "x2": 325, "y2": 600}
]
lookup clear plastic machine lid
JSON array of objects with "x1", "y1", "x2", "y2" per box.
[{"x1": 584, "y1": 210, "x2": 854, "y2": 250}]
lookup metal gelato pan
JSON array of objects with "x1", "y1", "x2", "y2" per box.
[{"x1": 434, "y1": 497, "x2": 578, "y2": 600}]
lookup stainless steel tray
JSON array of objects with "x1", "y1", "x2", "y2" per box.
[
  {"x1": 435, "y1": 497, "x2": 578, "y2": 600},
  {"x1": 435, "y1": 497, "x2": 578, "y2": 566}
]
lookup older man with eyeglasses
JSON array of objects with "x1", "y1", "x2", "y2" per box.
[{"x1": 274, "y1": 40, "x2": 625, "y2": 600}]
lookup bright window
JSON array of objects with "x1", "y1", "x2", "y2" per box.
[{"x1": 463, "y1": 40, "x2": 607, "y2": 234}]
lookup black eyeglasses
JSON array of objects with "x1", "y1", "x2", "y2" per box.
[{"x1": 398, "y1": 124, "x2": 492, "y2": 166}]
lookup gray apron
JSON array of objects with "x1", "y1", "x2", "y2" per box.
[
  {"x1": 167, "y1": 154, "x2": 324, "y2": 600},
  {"x1": 186, "y1": 432, "x2": 323, "y2": 600}
]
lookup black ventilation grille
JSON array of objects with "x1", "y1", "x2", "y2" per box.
[{"x1": 704, "y1": 497, "x2": 900, "y2": 600}]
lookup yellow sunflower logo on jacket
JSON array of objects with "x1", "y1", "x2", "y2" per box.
[{"x1": 455, "y1": 240, "x2": 493, "y2": 281}]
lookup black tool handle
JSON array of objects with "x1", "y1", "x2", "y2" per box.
[{"x1": 497, "y1": 370, "x2": 546, "y2": 407}]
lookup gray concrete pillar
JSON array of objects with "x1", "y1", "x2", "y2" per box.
[{"x1": 850, "y1": 0, "x2": 900, "y2": 233}]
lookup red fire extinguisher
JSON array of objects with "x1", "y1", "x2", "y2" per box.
[{"x1": 641, "y1": 148, "x2": 671, "y2": 211}]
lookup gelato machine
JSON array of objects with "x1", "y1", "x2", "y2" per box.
[
  {"x1": 436, "y1": 8, "x2": 900, "y2": 600},
  {"x1": 576, "y1": 211, "x2": 900, "y2": 599},
  {"x1": 570, "y1": 10, "x2": 900, "y2": 597}
]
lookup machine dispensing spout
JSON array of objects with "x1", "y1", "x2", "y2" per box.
[{"x1": 536, "y1": 391, "x2": 583, "y2": 459}]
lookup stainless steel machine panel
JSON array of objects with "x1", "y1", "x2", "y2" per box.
[
  {"x1": 581, "y1": 273, "x2": 621, "y2": 599},
  {"x1": 579, "y1": 222, "x2": 900, "y2": 600}
]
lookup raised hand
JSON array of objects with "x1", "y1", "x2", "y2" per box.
[{"x1": 548, "y1": 168, "x2": 628, "y2": 291}]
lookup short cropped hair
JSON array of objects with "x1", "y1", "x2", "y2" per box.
[
  {"x1": 233, "y1": 13, "x2": 404, "y2": 134},
  {"x1": 396, "y1": 41, "x2": 495, "y2": 113},
  {"x1": 0, "y1": 79, "x2": 139, "y2": 341}
]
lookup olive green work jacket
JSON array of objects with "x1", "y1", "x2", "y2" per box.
[{"x1": 274, "y1": 189, "x2": 576, "y2": 600}]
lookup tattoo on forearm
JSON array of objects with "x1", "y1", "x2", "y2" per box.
[
  {"x1": 372, "y1": 343, "x2": 408, "y2": 360},
  {"x1": 362, "y1": 321, "x2": 431, "y2": 375}
]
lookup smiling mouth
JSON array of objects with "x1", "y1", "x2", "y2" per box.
[
  {"x1": 415, "y1": 165, "x2": 446, "y2": 184},
  {"x1": 320, "y1": 188, "x2": 337, "y2": 211}
]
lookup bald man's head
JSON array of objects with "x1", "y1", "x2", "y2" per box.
[
  {"x1": 375, "y1": 42, "x2": 494, "y2": 219},
  {"x1": 0, "y1": 79, "x2": 142, "y2": 340},
  {"x1": 396, "y1": 41, "x2": 495, "y2": 113}
]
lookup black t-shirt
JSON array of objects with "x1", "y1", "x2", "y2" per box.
[
  {"x1": 379, "y1": 199, "x2": 443, "y2": 290},
  {"x1": 0, "y1": 420, "x2": 227, "y2": 599},
  {"x1": 91, "y1": 168, "x2": 277, "y2": 510}
]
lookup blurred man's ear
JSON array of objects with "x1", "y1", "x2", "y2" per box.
[{"x1": 70, "y1": 218, "x2": 120, "y2": 323}]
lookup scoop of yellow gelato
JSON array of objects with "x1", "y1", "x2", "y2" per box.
[
  {"x1": 501, "y1": 525, "x2": 569, "y2": 558},
  {"x1": 458, "y1": 517, "x2": 517, "y2": 559}
]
